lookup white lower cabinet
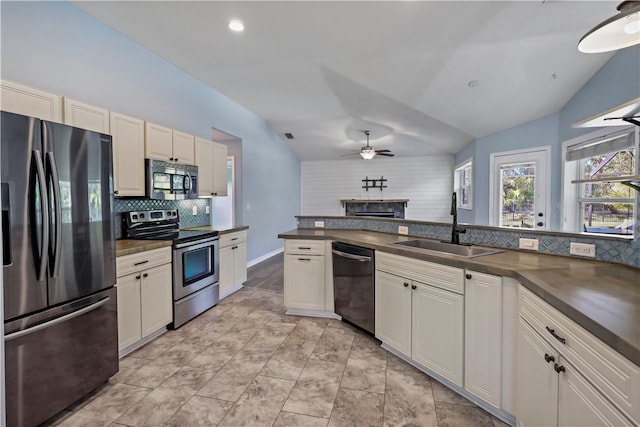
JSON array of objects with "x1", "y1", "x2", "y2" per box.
[
  {"x1": 219, "y1": 230, "x2": 247, "y2": 298},
  {"x1": 283, "y1": 239, "x2": 334, "y2": 315},
  {"x1": 517, "y1": 286, "x2": 638, "y2": 427},
  {"x1": 284, "y1": 254, "x2": 326, "y2": 310},
  {"x1": 375, "y1": 252, "x2": 464, "y2": 386},
  {"x1": 464, "y1": 271, "x2": 503, "y2": 407},
  {"x1": 116, "y1": 247, "x2": 172, "y2": 355},
  {"x1": 374, "y1": 270, "x2": 412, "y2": 356},
  {"x1": 412, "y1": 281, "x2": 464, "y2": 385}
]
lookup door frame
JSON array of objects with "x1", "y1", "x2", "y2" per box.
[{"x1": 489, "y1": 146, "x2": 551, "y2": 230}]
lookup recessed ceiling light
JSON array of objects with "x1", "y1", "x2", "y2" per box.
[
  {"x1": 468, "y1": 80, "x2": 480, "y2": 88},
  {"x1": 229, "y1": 19, "x2": 244, "y2": 32}
]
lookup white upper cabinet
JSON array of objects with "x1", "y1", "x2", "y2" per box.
[
  {"x1": 1, "y1": 79, "x2": 62, "y2": 122},
  {"x1": 172, "y1": 130, "x2": 195, "y2": 165},
  {"x1": 145, "y1": 121, "x2": 195, "y2": 165},
  {"x1": 212, "y1": 141, "x2": 228, "y2": 196},
  {"x1": 195, "y1": 137, "x2": 227, "y2": 197},
  {"x1": 110, "y1": 112, "x2": 145, "y2": 197},
  {"x1": 195, "y1": 136, "x2": 214, "y2": 196},
  {"x1": 63, "y1": 98, "x2": 109, "y2": 133}
]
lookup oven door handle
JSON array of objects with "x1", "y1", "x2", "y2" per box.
[{"x1": 174, "y1": 237, "x2": 219, "y2": 250}]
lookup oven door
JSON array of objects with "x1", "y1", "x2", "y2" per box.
[{"x1": 173, "y1": 237, "x2": 219, "y2": 300}]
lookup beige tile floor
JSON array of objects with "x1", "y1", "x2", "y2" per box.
[{"x1": 46, "y1": 287, "x2": 509, "y2": 427}]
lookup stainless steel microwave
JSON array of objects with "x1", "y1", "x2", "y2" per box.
[{"x1": 146, "y1": 159, "x2": 198, "y2": 200}]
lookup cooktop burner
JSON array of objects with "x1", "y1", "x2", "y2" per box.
[{"x1": 122, "y1": 209, "x2": 218, "y2": 245}]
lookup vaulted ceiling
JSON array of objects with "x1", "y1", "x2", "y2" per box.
[{"x1": 72, "y1": 1, "x2": 617, "y2": 160}]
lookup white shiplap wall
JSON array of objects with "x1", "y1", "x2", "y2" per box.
[{"x1": 302, "y1": 156, "x2": 454, "y2": 221}]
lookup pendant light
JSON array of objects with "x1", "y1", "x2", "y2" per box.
[
  {"x1": 360, "y1": 131, "x2": 376, "y2": 159},
  {"x1": 578, "y1": 1, "x2": 640, "y2": 53}
]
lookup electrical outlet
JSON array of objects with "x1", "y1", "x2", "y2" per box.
[
  {"x1": 205, "y1": 205, "x2": 210, "y2": 214},
  {"x1": 314, "y1": 221, "x2": 325, "y2": 228},
  {"x1": 398, "y1": 226, "x2": 409, "y2": 235},
  {"x1": 570, "y1": 242, "x2": 596, "y2": 258},
  {"x1": 192, "y1": 206, "x2": 198, "y2": 216},
  {"x1": 519, "y1": 238, "x2": 539, "y2": 251}
]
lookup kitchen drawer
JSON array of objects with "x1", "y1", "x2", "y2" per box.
[
  {"x1": 220, "y1": 230, "x2": 247, "y2": 248},
  {"x1": 376, "y1": 251, "x2": 464, "y2": 294},
  {"x1": 519, "y1": 286, "x2": 639, "y2": 424},
  {"x1": 285, "y1": 239, "x2": 325, "y2": 255},
  {"x1": 116, "y1": 247, "x2": 171, "y2": 278}
]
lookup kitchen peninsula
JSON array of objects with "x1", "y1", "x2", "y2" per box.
[{"x1": 280, "y1": 220, "x2": 640, "y2": 427}]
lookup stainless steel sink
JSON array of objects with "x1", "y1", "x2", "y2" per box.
[{"x1": 392, "y1": 239, "x2": 504, "y2": 258}]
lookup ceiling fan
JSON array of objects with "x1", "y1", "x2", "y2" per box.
[{"x1": 341, "y1": 130, "x2": 395, "y2": 160}]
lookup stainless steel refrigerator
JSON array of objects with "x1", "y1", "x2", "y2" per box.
[{"x1": 1, "y1": 111, "x2": 118, "y2": 427}]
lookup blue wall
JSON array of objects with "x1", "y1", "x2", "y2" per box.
[
  {"x1": 455, "y1": 46, "x2": 640, "y2": 235},
  {"x1": 0, "y1": 1, "x2": 301, "y2": 261}
]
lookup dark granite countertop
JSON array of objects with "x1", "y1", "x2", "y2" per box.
[
  {"x1": 115, "y1": 240, "x2": 173, "y2": 257},
  {"x1": 278, "y1": 228, "x2": 640, "y2": 365}
]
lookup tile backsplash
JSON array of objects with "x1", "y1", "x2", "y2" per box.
[
  {"x1": 296, "y1": 216, "x2": 640, "y2": 269},
  {"x1": 114, "y1": 198, "x2": 211, "y2": 239}
]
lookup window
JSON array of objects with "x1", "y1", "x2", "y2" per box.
[
  {"x1": 454, "y1": 160, "x2": 472, "y2": 209},
  {"x1": 564, "y1": 127, "x2": 637, "y2": 237}
]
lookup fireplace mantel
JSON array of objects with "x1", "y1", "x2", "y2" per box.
[{"x1": 339, "y1": 199, "x2": 409, "y2": 207}]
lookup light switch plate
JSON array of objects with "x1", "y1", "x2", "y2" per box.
[
  {"x1": 192, "y1": 206, "x2": 198, "y2": 216},
  {"x1": 314, "y1": 221, "x2": 325, "y2": 228},
  {"x1": 398, "y1": 226, "x2": 409, "y2": 235},
  {"x1": 519, "y1": 238, "x2": 539, "y2": 250},
  {"x1": 570, "y1": 242, "x2": 596, "y2": 257}
]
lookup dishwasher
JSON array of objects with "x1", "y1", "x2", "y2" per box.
[{"x1": 332, "y1": 242, "x2": 375, "y2": 334}]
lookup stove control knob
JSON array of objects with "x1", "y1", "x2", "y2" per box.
[
  {"x1": 140, "y1": 213, "x2": 145, "y2": 218},
  {"x1": 132, "y1": 215, "x2": 138, "y2": 220}
]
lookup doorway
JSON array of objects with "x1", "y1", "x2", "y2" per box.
[{"x1": 490, "y1": 147, "x2": 550, "y2": 231}]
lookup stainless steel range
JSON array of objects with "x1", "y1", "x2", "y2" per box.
[{"x1": 122, "y1": 209, "x2": 219, "y2": 328}]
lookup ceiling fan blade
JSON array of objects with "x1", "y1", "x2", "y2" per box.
[
  {"x1": 374, "y1": 149, "x2": 391, "y2": 153},
  {"x1": 377, "y1": 152, "x2": 395, "y2": 157},
  {"x1": 340, "y1": 152, "x2": 360, "y2": 157}
]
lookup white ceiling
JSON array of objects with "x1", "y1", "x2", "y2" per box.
[{"x1": 72, "y1": 1, "x2": 618, "y2": 161}]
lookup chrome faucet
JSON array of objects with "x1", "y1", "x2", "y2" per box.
[{"x1": 450, "y1": 192, "x2": 466, "y2": 245}]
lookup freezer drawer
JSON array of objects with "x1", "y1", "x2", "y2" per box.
[{"x1": 4, "y1": 287, "x2": 118, "y2": 427}]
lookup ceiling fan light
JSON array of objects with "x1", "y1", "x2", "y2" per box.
[
  {"x1": 578, "y1": 1, "x2": 640, "y2": 53},
  {"x1": 360, "y1": 148, "x2": 376, "y2": 160}
]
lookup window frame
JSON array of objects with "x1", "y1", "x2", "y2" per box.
[
  {"x1": 561, "y1": 126, "x2": 638, "y2": 238},
  {"x1": 454, "y1": 159, "x2": 473, "y2": 210}
]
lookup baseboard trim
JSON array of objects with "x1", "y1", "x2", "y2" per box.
[
  {"x1": 248, "y1": 247, "x2": 283, "y2": 268},
  {"x1": 118, "y1": 327, "x2": 167, "y2": 358},
  {"x1": 285, "y1": 308, "x2": 341, "y2": 319}
]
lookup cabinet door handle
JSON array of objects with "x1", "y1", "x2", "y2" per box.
[
  {"x1": 403, "y1": 282, "x2": 409, "y2": 288},
  {"x1": 134, "y1": 260, "x2": 149, "y2": 266},
  {"x1": 114, "y1": 190, "x2": 119, "y2": 195},
  {"x1": 231, "y1": 238, "x2": 238, "y2": 241},
  {"x1": 466, "y1": 274, "x2": 472, "y2": 279},
  {"x1": 175, "y1": 158, "x2": 179, "y2": 162},
  {"x1": 553, "y1": 363, "x2": 565, "y2": 374},
  {"x1": 135, "y1": 275, "x2": 141, "y2": 280},
  {"x1": 544, "y1": 353, "x2": 555, "y2": 363},
  {"x1": 298, "y1": 258, "x2": 311, "y2": 261},
  {"x1": 545, "y1": 326, "x2": 566, "y2": 344},
  {"x1": 142, "y1": 273, "x2": 148, "y2": 278},
  {"x1": 298, "y1": 247, "x2": 311, "y2": 250},
  {"x1": 411, "y1": 284, "x2": 417, "y2": 290}
]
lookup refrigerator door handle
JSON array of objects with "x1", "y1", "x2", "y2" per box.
[
  {"x1": 33, "y1": 150, "x2": 50, "y2": 282},
  {"x1": 46, "y1": 152, "x2": 62, "y2": 278},
  {"x1": 4, "y1": 297, "x2": 110, "y2": 342}
]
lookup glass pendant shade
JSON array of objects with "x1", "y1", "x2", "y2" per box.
[
  {"x1": 360, "y1": 147, "x2": 376, "y2": 160},
  {"x1": 578, "y1": 1, "x2": 640, "y2": 53}
]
